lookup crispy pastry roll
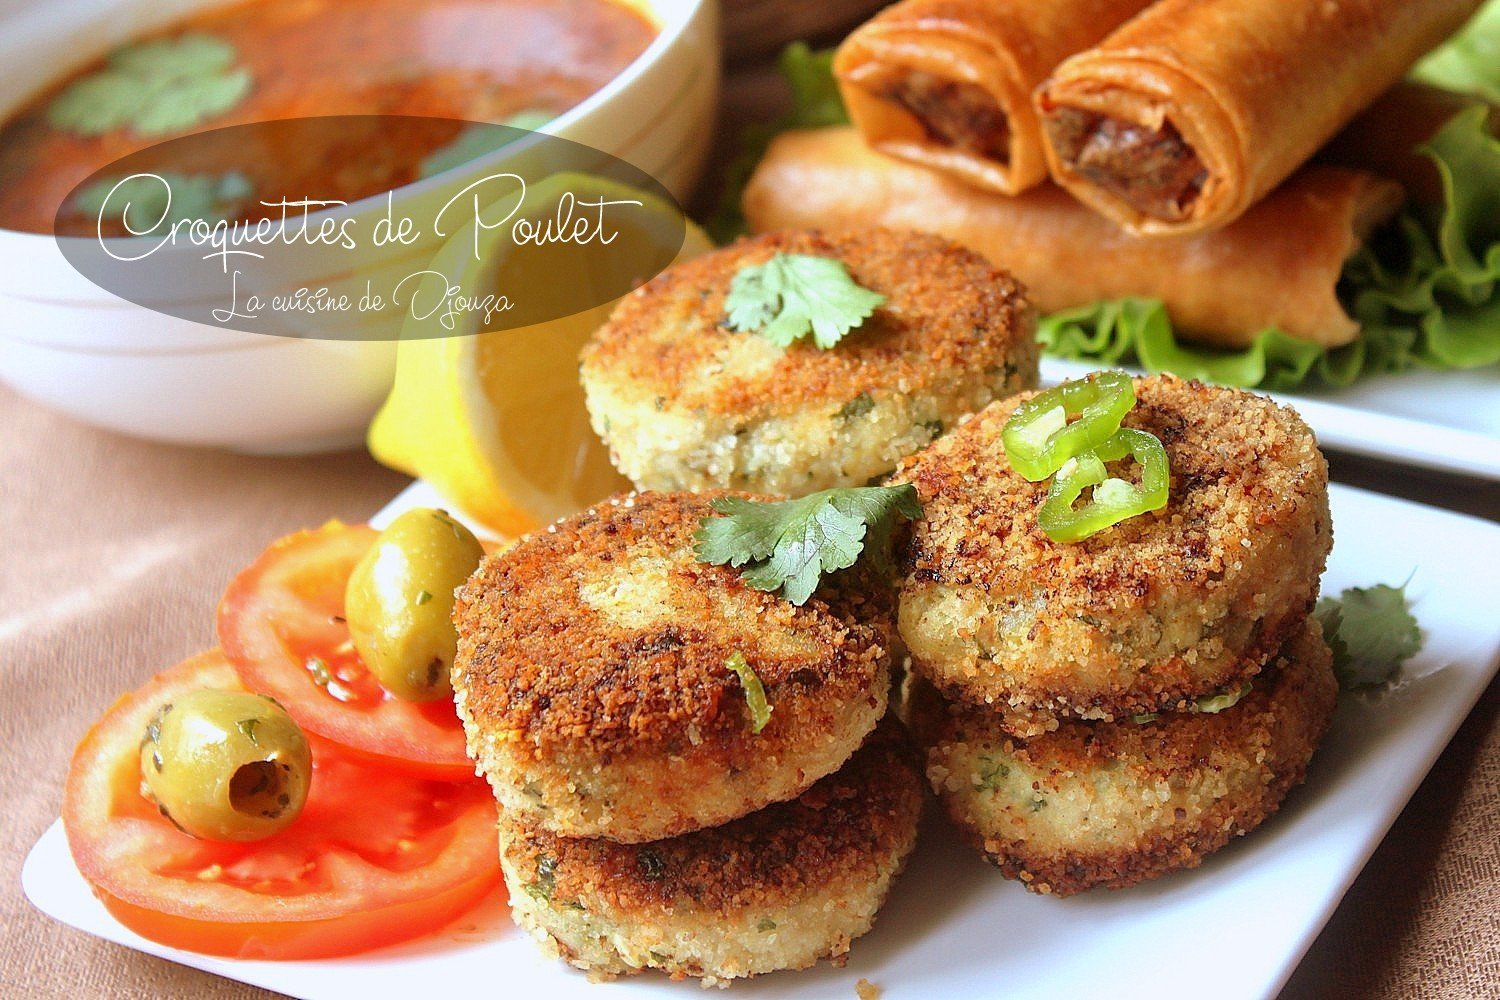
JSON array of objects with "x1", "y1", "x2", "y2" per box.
[
  {"x1": 1034, "y1": 0, "x2": 1481, "y2": 235},
  {"x1": 833, "y1": 0, "x2": 1155, "y2": 195},
  {"x1": 743, "y1": 127, "x2": 1402, "y2": 348}
]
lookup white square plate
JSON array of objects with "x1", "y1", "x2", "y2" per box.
[
  {"x1": 1042, "y1": 359, "x2": 1500, "y2": 480},
  {"x1": 24, "y1": 482, "x2": 1500, "y2": 1000}
]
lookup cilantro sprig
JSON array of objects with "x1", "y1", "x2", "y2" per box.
[
  {"x1": 1315, "y1": 580, "x2": 1423, "y2": 690},
  {"x1": 724, "y1": 253, "x2": 886, "y2": 349},
  {"x1": 694, "y1": 485, "x2": 920, "y2": 605},
  {"x1": 47, "y1": 34, "x2": 251, "y2": 138}
]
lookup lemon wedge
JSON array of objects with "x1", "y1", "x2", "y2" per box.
[{"x1": 368, "y1": 176, "x2": 711, "y2": 538}]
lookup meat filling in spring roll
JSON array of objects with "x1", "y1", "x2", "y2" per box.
[
  {"x1": 1034, "y1": 0, "x2": 1481, "y2": 236},
  {"x1": 743, "y1": 127, "x2": 1403, "y2": 349},
  {"x1": 1044, "y1": 111, "x2": 1207, "y2": 223},
  {"x1": 833, "y1": 0, "x2": 1155, "y2": 195}
]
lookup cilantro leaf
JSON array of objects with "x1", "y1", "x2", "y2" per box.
[
  {"x1": 1314, "y1": 581, "x2": 1423, "y2": 690},
  {"x1": 724, "y1": 253, "x2": 886, "y2": 349},
  {"x1": 47, "y1": 34, "x2": 251, "y2": 138},
  {"x1": 133, "y1": 69, "x2": 250, "y2": 135},
  {"x1": 110, "y1": 35, "x2": 240, "y2": 78},
  {"x1": 71, "y1": 171, "x2": 253, "y2": 233},
  {"x1": 45, "y1": 75, "x2": 147, "y2": 137},
  {"x1": 694, "y1": 485, "x2": 920, "y2": 605}
]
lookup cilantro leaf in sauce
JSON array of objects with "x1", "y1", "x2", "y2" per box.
[{"x1": 47, "y1": 34, "x2": 251, "y2": 138}]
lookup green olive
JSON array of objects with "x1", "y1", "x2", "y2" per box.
[
  {"x1": 345, "y1": 507, "x2": 484, "y2": 702},
  {"x1": 139, "y1": 689, "x2": 311, "y2": 842}
]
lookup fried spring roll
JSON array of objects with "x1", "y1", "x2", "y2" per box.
[
  {"x1": 833, "y1": 0, "x2": 1155, "y2": 195},
  {"x1": 743, "y1": 127, "x2": 1403, "y2": 348},
  {"x1": 1033, "y1": 0, "x2": 1480, "y2": 236}
]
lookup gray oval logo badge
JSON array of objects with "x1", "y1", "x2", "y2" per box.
[{"x1": 54, "y1": 115, "x2": 689, "y2": 340}]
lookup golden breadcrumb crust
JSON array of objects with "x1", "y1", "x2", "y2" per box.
[
  {"x1": 583, "y1": 227, "x2": 1034, "y2": 415},
  {"x1": 908, "y1": 618, "x2": 1338, "y2": 896},
  {"x1": 452, "y1": 490, "x2": 893, "y2": 842},
  {"x1": 499, "y1": 722, "x2": 923, "y2": 982},
  {"x1": 579, "y1": 228, "x2": 1037, "y2": 493},
  {"x1": 894, "y1": 373, "x2": 1330, "y2": 724}
]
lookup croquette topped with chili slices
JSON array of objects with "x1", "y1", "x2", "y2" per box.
[{"x1": 893, "y1": 373, "x2": 1331, "y2": 728}]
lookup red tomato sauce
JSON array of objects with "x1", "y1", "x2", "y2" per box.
[{"x1": 0, "y1": 0, "x2": 657, "y2": 234}]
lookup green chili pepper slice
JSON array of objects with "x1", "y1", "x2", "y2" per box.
[
  {"x1": 1001, "y1": 372, "x2": 1136, "y2": 482},
  {"x1": 1038, "y1": 427, "x2": 1170, "y2": 543},
  {"x1": 725, "y1": 651, "x2": 773, "y2": 733}
]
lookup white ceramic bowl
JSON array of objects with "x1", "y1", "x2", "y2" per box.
[{"x1": 0, "y1": 0, "x2": 719, "y2": 452}]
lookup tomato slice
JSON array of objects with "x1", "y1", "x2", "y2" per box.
[
  {"x1": 217, "y1": 523, "x2": 474, "y2": 780},
  {"x1": 63, "y1": 651, "x2": 504, "y2": 960}
]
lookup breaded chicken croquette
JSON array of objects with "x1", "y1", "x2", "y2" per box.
[
  {"x1": 907, "y1": 619, "x2": 1337, "y2": 896},
  {"x1": 579, "y1": 228, "x2": 1038, "y2": 495},
  {"x1": 451, "y1": 490, "x2": 894, "y2": 844},
  {"x1": 894, "y1": 374, "x2": 1330, "y2": 727},
  {"x1": 499, "y1": 722, "x2": 923, "y2": 983}
]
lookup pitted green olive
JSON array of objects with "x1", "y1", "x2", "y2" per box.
[
  {"x1": 345, "y1": 508, "x2": 484, "y2": 702},
  {"x1": 139, "y1": 689, "x2": 311, "y2": 842}
]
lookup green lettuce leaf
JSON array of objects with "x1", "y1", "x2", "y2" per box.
[{"x1": 1413, "y1": 0, "x2": 1500, "y2": 102}]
